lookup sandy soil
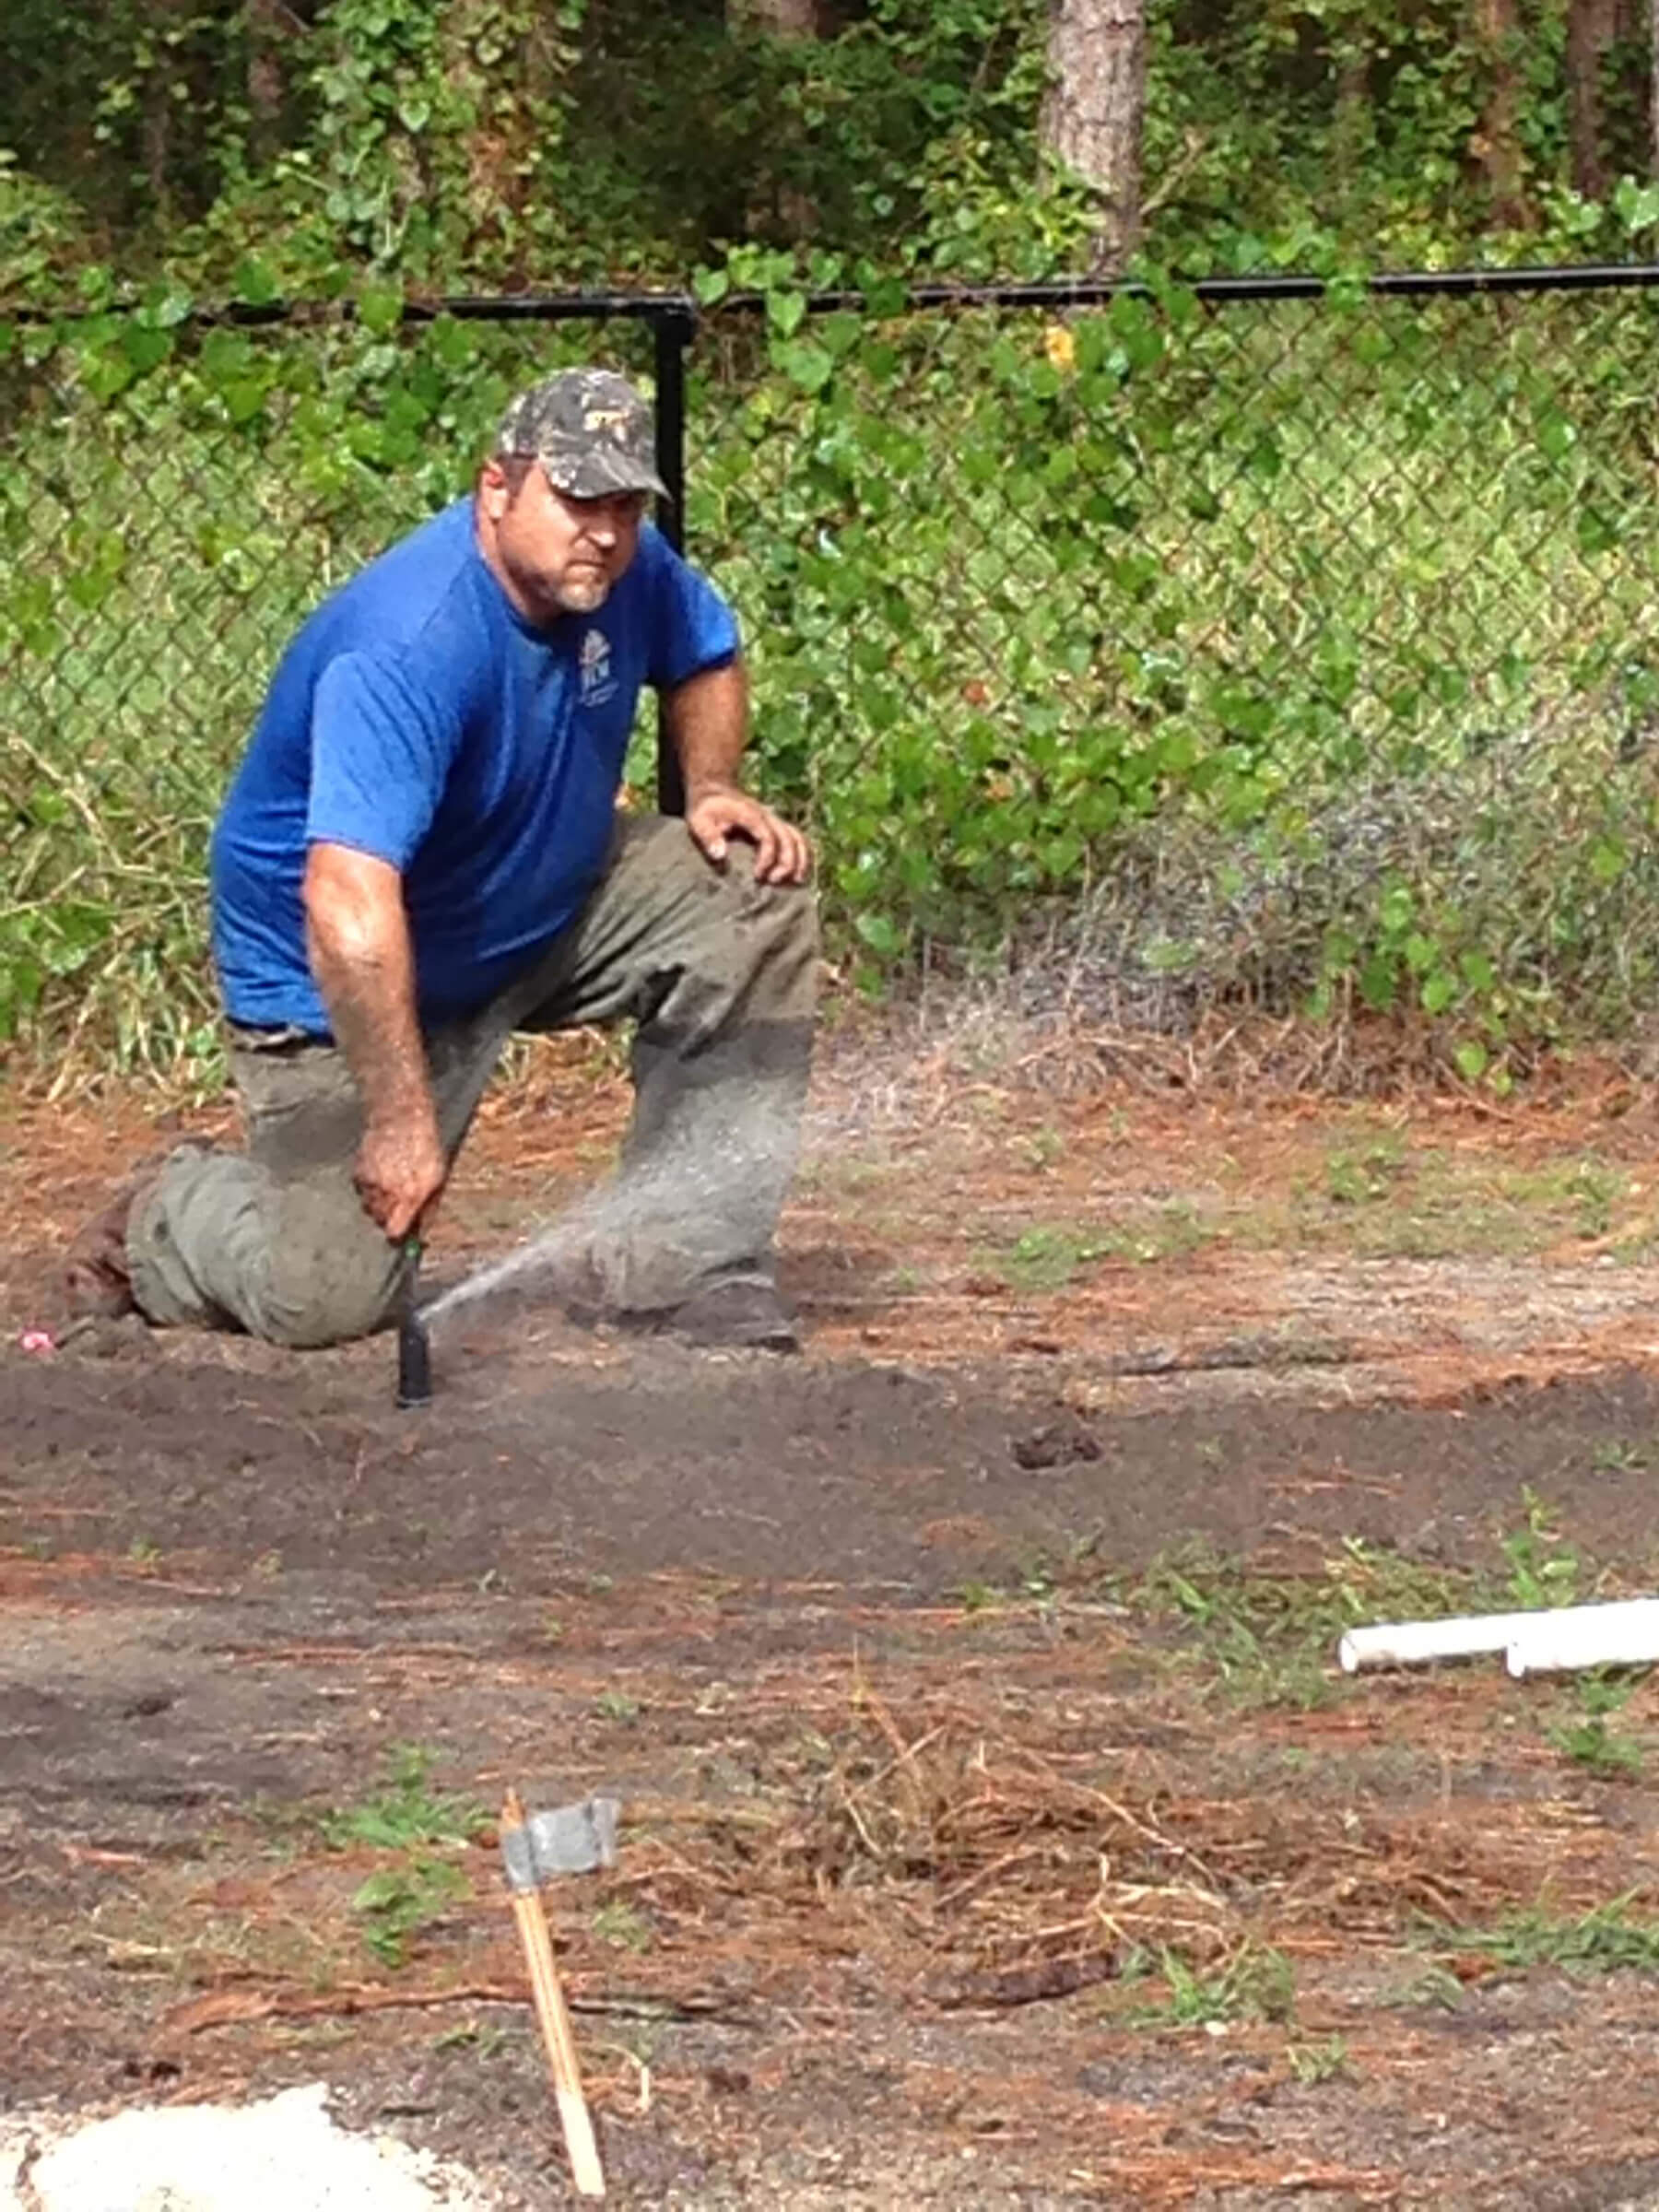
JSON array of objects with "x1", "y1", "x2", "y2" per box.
[{"x1": 6, "y1": 1048, "x2": 1659, "y2": 2206}]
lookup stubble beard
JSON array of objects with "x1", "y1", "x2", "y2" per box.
[{"x1": 555, "y1": 569, "x2": 611, "y2": 617}]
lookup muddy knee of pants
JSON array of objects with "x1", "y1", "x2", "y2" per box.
[
  {"x1": 130, "y1": 1152, "x2": 406, "y2": 1349},
  {"x1": 255, "y1": 1177, "x2": 406, "y2": 1347}
]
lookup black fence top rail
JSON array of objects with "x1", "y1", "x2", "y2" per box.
[
  {"x1": 780, "y1": 260, "x2": 1659, "y2": 312},
  {"x1": 9, "y1": 260, "x2": 1659, "y2": 333}
]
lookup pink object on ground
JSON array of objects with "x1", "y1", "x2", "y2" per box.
[{"x1": 18, "y1": 1330, "x2": 55, "y2": 1355}]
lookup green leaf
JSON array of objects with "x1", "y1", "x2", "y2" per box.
[
  {"x1": 200, "y1": 328, "x2": 253, "y2": 383},
  {"x1": 1420, "y1": 971, "x2": 1456, "y2": 1016},
  {"x1": 428, "y1": 314, "x2": 474, "y2": 367},
  {"x1": 1110, "y1": 294, "x2": 1165, "y2": 371},
  {"x1": 1578, "y1": 508, "x2": 1619, "y2": 559},
  {"x1": 777, "y1": 341, "x2": 833, "y2": 394},
  {"x1": 1378, "y1": 884, "x2": 1414, "y2": 935},
  {"x1": 223, "y1": 380, "x2": 268, "y2": 426},
  {"x1": 1615, "y1": 177, "x2": 1659, "y2": 230},
  {"x1": 1460, "y1": 950, "x2": 1497, "y2": 993},
  {"x1": 152, "y1": 285, "x2": 194, "y2": 328},
  {"x1": 1351, "y1": 325, "x2": 1394, "y2": 369},
  {"x1": 41, "y1": 901, "x2": 112, "y2": 973},
  {"x1": 854, "y1": 911, "x2": 900, "y2": 955},
  {"x1": 693, "y1": 267, "x2": 730, "y2": 306},
  {"x1": 818, "y1": 312, "x2": 864, "y2": 358},
  {"x1": 232, "y1": 256, "x2": 278, "y2": 306},
  {"x1": 1358, "y1": 955, "x2": 1396, "y2": 1011},
  {"x1": 1453, "y1": 1040, "x2": 1489, "y2": 1082},
  {"x1": 766, "y1": 290, "x2": 806, "y2": 339},
  {"x1": 122, "y1": 324, "x2": 172, "y2": 373},
  {"x1": 0, "y1": 956, "x2": 44, "y2": 1035},
  {"x1": 358, "y1": 282, "x2": 405, "y2": 337}
]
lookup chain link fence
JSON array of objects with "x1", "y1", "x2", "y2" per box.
[
  {"x1": 1, "y1": 306, "x2": 663, "y2": 1066},
  {"x1": 697, "y1": 273, "x2": 1659, "y2": 1052},
  {"x1": 6, "y1": 270, "x2": 1659, "y2": 1072}
]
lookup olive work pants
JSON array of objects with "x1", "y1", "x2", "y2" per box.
[{"x1": 126, "y1": 816, "x2": 819, "y2": 1349}]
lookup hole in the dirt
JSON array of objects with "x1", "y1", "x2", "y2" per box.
[
  {"x1": 122, "y1": 1783, "x2": 211, "y2": 1808},
  {"x1": 1009, "y1": 1416, "x2": 1101, "y2": 1470},
  {"x1": 119, "y1": 1692, "x2": 175, "y2": 1721}
]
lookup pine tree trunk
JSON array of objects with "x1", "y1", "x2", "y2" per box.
[
  {"x1": 1041, "y1": 0, "x2": 1147, "y2": 274},
  {"x1": 728, "y1": 0, "x2": 822, "y2": 34},
  {"x1": 1332, "y1": 44, "x2": 1371, "y2": 203},
  {"x1": 142, "y1": 67, "x2": 172, "y2": 213},
  {"x1": 1476, "y1": 0, "x2": 1527, "y2": 225},
  {"x1": 245, "y1": 0, "x2": 291, "y2": 163},
  {"x1": 1568, "y1": 0, "x2": 1618, "y2": 199}
]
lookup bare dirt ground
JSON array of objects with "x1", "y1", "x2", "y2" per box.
[{"x1": 9, "y1": 1036, "x2": 1659, "y2": 2207}]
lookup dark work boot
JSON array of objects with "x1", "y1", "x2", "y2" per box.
[
  {"x1": 63, "y1": 1185, "x2": 146, "y2": 1318},
  {"x1": 61, "y1": 1145, "x2": 207, "y2": 1321}
]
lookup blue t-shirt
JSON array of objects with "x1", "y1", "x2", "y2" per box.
[{"x1": 210, "y1": 500, "x2": 739, "y2": 1032}]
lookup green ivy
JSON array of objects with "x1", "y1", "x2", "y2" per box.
[{"x1": 6, "y1": 257, "x2": 1659, "y2": 1082}]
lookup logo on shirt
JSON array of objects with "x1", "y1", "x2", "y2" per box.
[{"x1": 579, "y1": 627, "x2": 618, "y2": 709}]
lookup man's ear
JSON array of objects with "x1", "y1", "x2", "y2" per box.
[{"x1": 477, "y1": 457, "x2": 511, "y2": 522}]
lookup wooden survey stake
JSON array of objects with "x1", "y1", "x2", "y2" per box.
[{"x1": 502, "y1": 1790, "x2": 606, "y2": 2198}]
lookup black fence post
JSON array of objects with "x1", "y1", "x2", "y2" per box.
[{"x1": 653, "y1": 302, "x2": 697, "y2": 818}]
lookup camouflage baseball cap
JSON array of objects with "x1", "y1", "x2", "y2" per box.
[{"x1": 494, "y1": 368, "x2": 666, "y2": 500}]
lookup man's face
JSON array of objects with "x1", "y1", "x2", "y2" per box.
[{"x1": 478, "y1": 461, "x2": 648, "y2": 623}]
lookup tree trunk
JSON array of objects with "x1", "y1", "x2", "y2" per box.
[
  {"x1": 245, "y1": 0, "x2": 294, "y2": 163},
  {"x1": 438, "y1": 0, "x2": 543, "y2": 244},
  {"x1": 727, "y1": 0, "x2": 822, "y2": 34},
  {"x1": 1568, "y1": 0, "x2": 1618, "y2": 199},
  {"x1": 1331, "y1": 43, "x2": 1371, "y2": 203},
  {"x1": 1652, "y1": 0, "x2": 1659, "y2": 179},
  {"x1": 1041, "y1": 0, "x2": 1147, "y2": 274},
  {"x1": 1475, "y1": 0, "x2": 1527, "y2": 226},
  {"x1": 142, "y1": 62, "x2": 172, "y2": 214}
]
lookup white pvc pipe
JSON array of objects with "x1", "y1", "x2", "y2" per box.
[
  {"x1": 1339, "y1": 1611, "x2": 1561, "y2": 1674},
  {"x1": 1339, "y1": 1597, "x2": 1659, "y2": 1677},
  {"x1": 1506, "y1": 1600, "x2": 1659, "y2": 1678}
]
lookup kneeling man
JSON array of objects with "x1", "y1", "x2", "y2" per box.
[{"x1": 65, "y1": 369, "x2": 817, "y2": 1351}]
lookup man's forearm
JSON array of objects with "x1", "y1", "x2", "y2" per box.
[
  {"x1": 303, "y1": 860, "x2": 435, "y2": 1135},
  {"x1": 666, "y1": 659, "x2": 748, "y2": 799},
  {"x1": 311, "y1": 931, "x2": 433, "y2": 1132},
  {"x1": 668, "y1": 656, "x2": 812, "y2": 883}
]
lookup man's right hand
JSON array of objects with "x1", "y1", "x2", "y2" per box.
[{"x1": 354, "y1": 1114, "x2": 447, "y2": 1242}]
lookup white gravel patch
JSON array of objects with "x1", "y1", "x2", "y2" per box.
[{"x1": 0, "y1": 2085, "x2": 497, "y2": 2211}]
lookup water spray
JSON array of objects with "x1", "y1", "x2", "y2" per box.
[{"x1": 406, "y1": 1115, "x2": 794, "y2": 1369}]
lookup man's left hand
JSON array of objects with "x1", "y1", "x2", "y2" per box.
[{"x1": 687, "y1": 784, "x2": 812, "y2": 885}]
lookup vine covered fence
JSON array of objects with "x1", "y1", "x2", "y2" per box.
[{"x1": 5, "y1": 265, "x2": 1659, "y2": 1076}]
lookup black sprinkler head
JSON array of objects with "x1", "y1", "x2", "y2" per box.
[{"x1": 396, "y1": 1312, "x2": 432, "y2": 1409}]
